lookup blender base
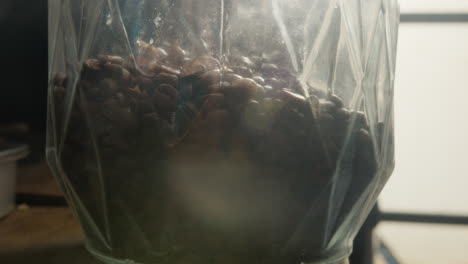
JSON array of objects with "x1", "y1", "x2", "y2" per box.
[{"x1": 87, "y1": 245, "x2": 350, "y2": 264}]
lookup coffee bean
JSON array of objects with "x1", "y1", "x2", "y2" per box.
[
  {"x1": 356, "y1": 128, "x2": 374, "y2": 159},
  {"x1": 83, "y1": 58, "x2": 102, "y2": 71},
  {"x1": 206, "y1": 82, "x2": 230, "y2": 95},
  {"x1": 222, "y1": 73, "x2": 243, "y2": 84},
  {"x1": 153, "y1": 84, "x2": 179, "y2": 111},
  {"x1": 135, "y1": 99, "x2": 155, "y2": 114},
  {"x1": 192, "y1": 73, "x2": 225, "y2": 98},
  {"x1": 260, "y1": 97, "x2": 285, "y2": 115},
  {"x1": 320, "y1": 101, "x2": 336, "y2": 114},
  {"x1": 81, "y1": 59, "x2": 102, "y2": 81},
  {"x1": 229, "y1": 55, "x2": 255, "y2": 68},
  {"x1": 156, "y1": 64, "x2": 181, "y2": 76},
  {"x1": 200, "y1": 93, "x2": 227, "y2": 116},
  {"x1": 102, "y1": 97, "x2": 120, "y2": 111},
  {"x1": 183, "y1": 56, "x2": 220, "y2": 76},
  {"x1": 308, "y1": 86, "x2": 327, "y2": 98},
  {"x1": 103, "y1": 63, "x2": 126, "y2": 80},
  {"x1": 250, "y1": 56, "x2": 265, "y2": 67},
  {"x1": 183, "y1": 57, "x2": 192, "y2": 65},
  {"x1": 243, "y1": 100, "x2": 260, "y2": 111},
  {"x1": 329, "y1": 94, "x2": 344, "y2": 108},
  {"x1": 101, "y1": 98, "x2": 137, "y2": 129},
  {"x1": 140, "y1": 76, "x2": 156, "y2": 94},
  {"x1": 223, "y1": 78, "x2": 258, "y2": 105},
  {"x1": 98, "y1": 55, "x2": 124, "y2": 65},
  {"x1": 152, "y1": 47, "x2": 168, "y2": 60},
  {"x1": 154, "y1": 73, "x2": 179, "y2": 88},
  {"x1": 239, "y1": 56, "x2": 255, "y2": 68},
  {"x1": 252, "y1": 76, "x2": 265, "y2": 86},
  {"x1": 158, "y1": 84, "x2": 178, "y2": 98},
  {"x1": 83, "y1": 84, "x2": 100, "y2": 100},
  {"x1": 53, "y1": 86, "x2": 66, "y2": 98},
  {"x1": 231, "y1": 66, "x2": 253, "y2": 78},
  {"x1": 222, "y1": 68, "x2": 234, "y2": 74},
  {"x1": 126, "y1": 86, "x2": 144, "y2": 99},
  {"x1": 140, "y1": 112, "x2": 161, "y2": 131},
  {"x1": 335, "y1": 108, "x2": 350, "y2": 121},
  {"x1": 318, "y1": 111, "x2": 338, "y2": 141},
  {"x1": 198, "y1": 69, "x2": 221, "y2": 88},
  {"x1": 53, "y1": 72, "x2": 68, "y2": 87},
  {"x1": 114, "y1": 92, "x2": 126, "y2": 104},
  {"x1": 263, "y1": 85, "x2": 274, "y2": 96},
  {"x1": 320, "y1": 112, "x2": 335, "y2": 123},
  {"x1": 138, "y1": 41, "x2": 168, "y2": 61},
  {"x1": 80, "y1": 101, "x2": 100, "y2": 115},
  {"x1": 146, "y1": 62, "x2": 181, "y2": 77},
  {"x1": 261, "y1": 63, "x2": 279, "y2": 77},
  {"x1": 351, "y1": 111, "x2": 369, "y2": 130},
  {"x1": 265, "y1": 78, "x2": 287, "y2": 90},
  {"x1": 278, "y1": 89, "x2": 306, "y2": 107},
  {"x1": 99, "y1": 79, "x2": 120, "y2": 97},
  {"x1": 124, "y1": 58, "x2": 138, "y2": 74},
  {"x1": 121, "y1": 68, "x2": 131, "y2": 87},
  {"x1": 167, "y1": 45, "x2": 186, "y2": 66},
  {"x1": 255, "y1": 85, "x2": 266, "y2": 98}
]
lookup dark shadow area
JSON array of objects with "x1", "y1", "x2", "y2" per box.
[
  {"x1": 0, "y1": 244, "x2": 100, "y2": 264},
  {"x1": 0, "y1": 0, "x2": 48, "y2": 163}
]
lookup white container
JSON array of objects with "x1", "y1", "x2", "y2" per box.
[{"x1": 0, "y1": 143, "x2": 28, "y2": 218}]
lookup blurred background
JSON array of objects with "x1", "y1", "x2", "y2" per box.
[
  {"x1": 0, "y1": 0, "x2": 47, "y2": 157},
  {"x1": 377, "y1": 1, "x2": 468, "y2": 263},
  {"x1": 0, "y1": 0, "x2": 467, "y2": 263}
]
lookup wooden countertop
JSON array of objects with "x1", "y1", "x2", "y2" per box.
[
  {"x1": 16, "y1": 161, "x2": 63, "y2": 197},
  {"x1": 0, "y1": 161, "x2": 97, "y2": 263},
  {"x1": 1, "y1": 162, "x2": 81, "y2": 253},
  {"x1": 0, "y1": 206, "x2": 83, "y2": 253}
]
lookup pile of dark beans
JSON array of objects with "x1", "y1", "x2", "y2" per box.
[{"x1": 51, "y1": 42, "x2": 377, "y2": 264}]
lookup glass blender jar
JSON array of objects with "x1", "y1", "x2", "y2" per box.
[{"x1": 47, "y1": 0, "x2": 399, "y2": 263}]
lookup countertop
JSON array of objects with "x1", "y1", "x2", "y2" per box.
[{"x1": 0, "y1": 162, "x2": 98, "y2": 263}]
